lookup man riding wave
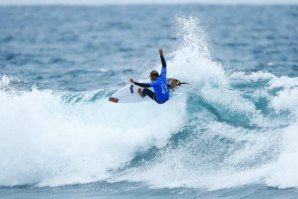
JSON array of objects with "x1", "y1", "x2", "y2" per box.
[{"x1": 130, "y1": 48, "x2": 169, "y2": 104}]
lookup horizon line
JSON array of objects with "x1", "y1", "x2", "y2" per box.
[{"x1": 0, "y1": 2, "x2": 298, "y2": 6}]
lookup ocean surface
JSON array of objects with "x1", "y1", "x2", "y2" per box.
[{"x1": 0, "y1": 4, "x2": 298, "y2": 199}]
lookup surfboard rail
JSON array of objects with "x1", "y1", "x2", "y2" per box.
[{"x1": 109, "y1": 78, "x2": 185, "y2": 103}]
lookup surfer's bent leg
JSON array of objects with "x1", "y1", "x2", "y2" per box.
[{"x1": 142, "y1": 88, "x2": 156, "y2": 101}]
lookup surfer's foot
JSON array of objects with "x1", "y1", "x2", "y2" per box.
[{"x1": 138, "y1": 88, "x2": 144, "y2": 97}]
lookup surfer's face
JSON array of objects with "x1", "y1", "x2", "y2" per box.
[
  {"x1": 150, "y1": 74, "x2": 157, "y2": 80},
  {"x1": 150, "y1": 70, "x2": 159, "y2": 80}
]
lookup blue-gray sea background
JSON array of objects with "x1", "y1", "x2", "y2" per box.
[{"x1": 0, "y1": 4, "x2": 298, "y2": 199}]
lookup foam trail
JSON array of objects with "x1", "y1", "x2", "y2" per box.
[{"x1": 0, "y1": 76, "x2": 186, "y2": 187}]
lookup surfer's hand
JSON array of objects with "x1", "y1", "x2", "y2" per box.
[
  {"x1": 159, "y1": 48, "x2": 163, "y2": 56},
  {"x1": 130, "y1": 78, "x2": 135, "y2": 84}
]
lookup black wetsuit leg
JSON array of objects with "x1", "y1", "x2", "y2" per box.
[{"x1": 142, "y1": 88, "x2": 156, "y2": 101}]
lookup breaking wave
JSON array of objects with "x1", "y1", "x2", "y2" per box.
[{"x1": 0, "y1": 16, "x2": 297, "y2": 191}]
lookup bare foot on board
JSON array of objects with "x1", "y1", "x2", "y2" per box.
[{"x1": 138, "y1": 88, "x2": 144, "y2": 97}]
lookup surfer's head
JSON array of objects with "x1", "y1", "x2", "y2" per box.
[{"x1": 150, "y1": 70, "x2": 159, "y2": 80}]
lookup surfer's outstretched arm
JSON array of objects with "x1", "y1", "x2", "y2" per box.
[
  {"x1": 159, "y1": 48, "x2": 166, "y2": 68},
  {"x1": 134, "y1": 82, "x2": 151, "y2": 88},
  {"x1": 130, "y1": 78, "x2": 151, "y2": 88}
]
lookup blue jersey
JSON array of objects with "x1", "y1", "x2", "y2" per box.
[{"x1": 150, "y1": 67, "x2": 169, "y2": 103}]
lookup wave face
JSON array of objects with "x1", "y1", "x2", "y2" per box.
[{"x1": 0, "y1": 7, "x2": 298, "y2": 195}]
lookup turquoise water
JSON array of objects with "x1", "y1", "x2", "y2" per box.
[{"x1": 0, "y1": 5, "x2": 298, "y2": 199}]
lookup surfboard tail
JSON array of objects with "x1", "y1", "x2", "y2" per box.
[{"x1": 109, "y1": 97, "x2": 119, "y2": 103}]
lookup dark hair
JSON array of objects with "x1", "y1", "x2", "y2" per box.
[{"x1": 150, "y1": 70, "x2": 159, "y2": 78}]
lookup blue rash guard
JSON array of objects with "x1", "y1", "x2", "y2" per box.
[
  {"x1": 150, "y1": 67, "x2": 169, "y2": 103},
  {"x1": 134, "y1": 55, "x2": 169, "y2": 104}
]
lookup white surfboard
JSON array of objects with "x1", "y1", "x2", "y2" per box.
[
  {"x1": 109, "y1": 84, "x2": 150, "y2": 103},
  {"x1": 108, "y1": 78, "x2": 184, "y2": 103}
]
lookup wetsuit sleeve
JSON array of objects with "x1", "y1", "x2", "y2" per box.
[
  {"x1": 160, "y1": 55, "x2": 166, "y2": 68},
  {"x1": 134, "y1": 82, "x2": 151, "y2": 88},
  {"x1": 160, "y1": 55, "x2": 167, "y2": 77}
]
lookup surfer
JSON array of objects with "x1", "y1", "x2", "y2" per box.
[{"x1": 130, "y1": 48, "x2": 169, "y2": 104}]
